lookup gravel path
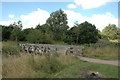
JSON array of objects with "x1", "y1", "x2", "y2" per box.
[{"x1": 79, "y1": 57, "x2": 119, "y2": 66}]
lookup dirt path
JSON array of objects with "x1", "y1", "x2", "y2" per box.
[{"x1": 79, "y1": 57, "x2": 119, "y2": 66}]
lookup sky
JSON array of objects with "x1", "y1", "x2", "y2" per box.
[{"x1": 0, "y1": 0, "x2": 119, "y2": 31}]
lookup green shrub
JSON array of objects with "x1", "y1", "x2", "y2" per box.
[
  {"x1": 26, "y1": 29, "x2": 54, "y2": 44},
  {"x1": 2, "y1": 41, "x2": 20, "y2": 56}
]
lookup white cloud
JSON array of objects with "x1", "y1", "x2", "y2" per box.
[
  {"x1": 89, "y1": 13, "x2": 118, "y2": 30},
  {"x1": 64, "y1": 10, "x2": 118, "y2": 31},
  {"x1": 64, "y1": 10, "x2": 82, "y2": 27},
  {"x1": 20, "y1": 8, "x2": 50, "y2": 29},
  {"x1": 0, "y1": 20, "x2": 14, "y2": 26},
  {"x1": 8, "y1": 14, "x2": 14, "y2": 19},
  {"x1": 118, "y1": 18, "x2": 120, "y2": 27},
  {"x1": 67, "y1": 4, "x2": 77, "y2": 9},
  {"x1": 74, "y1": 0, "x2": 119, "y2": 9}
]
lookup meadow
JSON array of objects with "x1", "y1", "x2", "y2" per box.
[{"x1": 2, "y1": 40, "x2": 119, "y2": 78}]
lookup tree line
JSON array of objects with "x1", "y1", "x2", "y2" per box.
[{"x1": 0, "y1": 9, "x2": 119, "y2": 44}]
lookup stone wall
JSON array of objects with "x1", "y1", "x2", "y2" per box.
[{"x1": 19, "y1": 43, "x2": 84, "y2": 56}]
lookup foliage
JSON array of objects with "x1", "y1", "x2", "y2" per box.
[
  {"x1": 46, "y1": 9, "x2": 69, "y2": 41},
  {"x1": 1, "y1": 25, "x2": 14, "y2": 41},
  {"x1": 102, "y1": 24, "x2": 119, "y2": 40},
  {"x1": 100, "y1": 34, "x2": 109, "y2": 41},
  {"x1": 79, "y1": 21, "x2": 99, "y2": 44},
  {"x1": 10, "y1": 27, "x2": 21, "y2": 41},
  {"x1": 35, "y1": 24, "x2": 50, "y2": 34},
  {"x1": 66, "y1": 21, "x2": 99, "y2": 44},
  {"x1": 10, "y1": 21, "x2": 23, "y2": 41},
  {"x1": 20, "y1": 28, "x2": 34, "y2": 41},
  {"x1": 26, "y1": 29, "x2": 53, "y2": 44},
  {"x1": 2, "y1": 41, "x2": 20, "y2": 56}
]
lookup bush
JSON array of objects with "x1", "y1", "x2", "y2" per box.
[
  {"x1": 2, "y1": 41, "x2": 20, "y2": 56},
  {"x1": 26, "y1": 29, "x2": 54, "y2": 44}
]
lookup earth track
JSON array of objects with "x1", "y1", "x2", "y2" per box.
[{"x1": 79, "y1": 57, "x2": 119, "y2": 66}]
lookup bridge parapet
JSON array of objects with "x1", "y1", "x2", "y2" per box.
[{"x1": 19, "y1": 43, "x2": 84, "y2": 56}]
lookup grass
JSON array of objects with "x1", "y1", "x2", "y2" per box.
[
  {"x1": 2, "y1": 40, "x2": 119, "y2": 78},
  {"x1": 109, "y1": 39, "x2": 118, "y2": 43},
  {"x1": 53, "y1": 41, "x2": 69, "y2": 45},
  {"x1": 83, "y1": 46, "x2": 118, "y2": 60},
  {"x1": 82, "y1": 39, "x2": 119, "y2": 60},
  {"x1": 2, "y1": 53, "x2": 73, "y2": 78},
  {"x1": 2, "y1": 53, "x2": 118, "y2": 78},
  {"x1": 52, "y1": 60, "x2": 118, "y2": 78},
  {"x1": 2, "y1": 41, "x2": 21, "y2": 56}
]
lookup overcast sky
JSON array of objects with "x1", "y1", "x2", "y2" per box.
[{"x1": 0, "y1": 0, "x2": 119, "y2": 31}]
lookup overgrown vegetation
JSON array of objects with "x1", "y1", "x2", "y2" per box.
[
  {"x1": 83, "y1": 39, "x2": 119, "y2": 60},
  {"x1": 2, "y1": 41, "x2": 20, "y2": 56},
  {"x1": 2, "y1": 41, "x2": 119, "y2": 78},
  {"x1": 3, "y1": 53, "x2": 118, "y2": 78}
]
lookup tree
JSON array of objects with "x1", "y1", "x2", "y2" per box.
[
  {"x1": 26, "y1": 29, "x2": 53, "y2": 44},
  {"x1": 2, "y1": 25, "x2": 14, "y2": 41},
  {"x1": 20, "y1": 28, "x2": 34, "y2": 41},
  {"x1": 102, "y1": 24, "x2": 118, "y2": 40},
  {"x1": 10, "y1": 21, "x2": 22, "y2": 41},
  {"x1": 78, "y1": 21, "x2": 99, "y2": 44},
  {"x1": 0, "y1": 25, "x2": 2, "y2": 41},
  {"x1": 117, "y1": 27, "x2": 120, "y2": 40},
  {"x1": 68, "y1": 26, "x2": 80, "y2": 43},
  {"x1": 36, "y1": 24, "x2": 51, "y2": 34},
  {"x1": 98, "y1": 30, "x2": 109, "y2": 40},
  {"x1": 11, "y1": 27, "x2": 21, "y2": 41},
  {"x1": 68, "y1": 21, "x2": 99, "y2": 44},
  {"x1": 46, "y1": 9, "x2": 69, "y2": 41}
]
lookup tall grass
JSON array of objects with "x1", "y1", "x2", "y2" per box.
[
  {"x1": 83, "y1": 46, "x2": 118, "y2": 60},
  {"x1": 2, "y1": 53, "x2": 78, "y2": 78},
  {"x1": 83, "y1": 39, "x2": 119, "y2": 60},
  {"x1": 2, "y1": 41, "x2": 119, "y2": 78},
  {"x1": 3, "y1": 53, "x2": 118, "y2": 78}
]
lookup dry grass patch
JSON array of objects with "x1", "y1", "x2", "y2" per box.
[
  {"x1": 2, "y1": 53, "x2": 71, "y2": 78},
  {"x1": 83, "y1": 46, "x2": 118, "y2": 60}
]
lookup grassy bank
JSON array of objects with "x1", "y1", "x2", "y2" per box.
[{"x1": 3, "y1": 54, "x2": 118, "y2": 78}]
